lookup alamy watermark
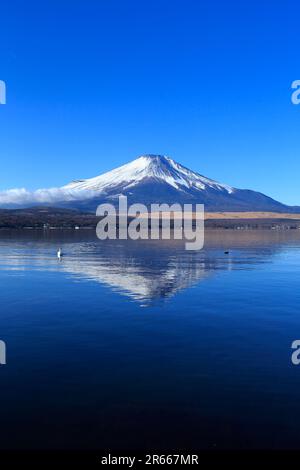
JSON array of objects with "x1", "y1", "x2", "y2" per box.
[
  {"x1": 96, "y1": 196, "x2": 205, "y2": 250},
  {"x1": 291, "y1": 340, "x2": 300, "y2": 365},
  {"x1": 0, "y1": 340, "x2": 6, "y2": 365},
  {"x1": 0, "y1": 80, "x2": 6, "y2": 104},
  {"x1": 291, "y1": 80, "x2": 300, "y2": 105}
]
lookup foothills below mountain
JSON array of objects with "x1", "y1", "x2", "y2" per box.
[{"x1": 1, "y1": 207, "x2": 300, "y2": 230}]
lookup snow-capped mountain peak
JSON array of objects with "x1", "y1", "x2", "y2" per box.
[
  {"x1": 0, "y1": 154, "x2": 295, "y2": 213},
  {"x1": 63, "y1": 154, "x2": 234, "y2": 194}
]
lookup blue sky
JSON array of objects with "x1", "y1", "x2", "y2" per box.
[{"x1": 0, "y1": 0, "x2": 299, "y2": 204}]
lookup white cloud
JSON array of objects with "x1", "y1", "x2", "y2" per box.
[{"x1": 0, "y1": 187, "x2": 99, "y2": 206}]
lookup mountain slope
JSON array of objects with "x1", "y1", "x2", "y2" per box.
[
  {"x1": 0, "y1": 154, "x2": 298, "y2": 212},
  {"x1": 63, "y1": 154, "x2": 234, "y2": 194},
  {"x1": 60, "y1": 154, "x2": 297, "y2": 213}
]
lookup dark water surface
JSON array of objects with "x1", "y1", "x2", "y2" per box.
[{"x1": 0, "y1": 229, "x2": 300, "y2": 450}]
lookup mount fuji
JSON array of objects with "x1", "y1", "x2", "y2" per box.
[
  {"x1": 59, "y1": 154, "x2": 297, "y2": 213},
  {"x1": 0, "y1": 154, "x2": 298, "y2": 213}
]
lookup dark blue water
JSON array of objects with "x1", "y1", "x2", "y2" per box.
[{"x1": 0, "y1": 230, "x2": 300, "y2": 450}]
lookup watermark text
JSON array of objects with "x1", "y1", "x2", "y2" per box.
[
  {"x1": 0, "y1": 80, "x2": 6, "y2": 105},
  {"x1": 0, "y1": 340, "x2": 6, "y2": 365},
  {"x1": 96, "y1": 196, "x2": 205, "y2": 251},
  {"x1": 291, "y1": 80, "x2": 300, "y2": 105}
]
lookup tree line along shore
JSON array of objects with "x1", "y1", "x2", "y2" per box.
[{"x1": 1, "y1": 208, "x2": 300, "y2": 231}]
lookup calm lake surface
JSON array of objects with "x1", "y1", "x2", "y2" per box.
[{"x1": 0, "y1": 229, "x2": 300, "y2": 450}]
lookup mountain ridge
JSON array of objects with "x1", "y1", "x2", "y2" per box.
[{"x1": 60, "y1": 154, "x2": 299, "y2": 213}]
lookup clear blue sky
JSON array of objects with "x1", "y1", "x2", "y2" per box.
[{"x1": 0, "y1": 0, "x2": 299, "y2": 204}]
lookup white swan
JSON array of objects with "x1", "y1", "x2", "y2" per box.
[{"x1": 57, "y1": 248, "x2": 63, "y2": 260}]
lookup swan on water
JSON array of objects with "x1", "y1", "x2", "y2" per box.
[{"x1": 57, "y1": 248, "x2": 63, "y2": 259}]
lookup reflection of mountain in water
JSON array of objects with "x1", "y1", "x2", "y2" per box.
[
  {"x1": 55, "y1": 232, "x2": 300, "y2": 302},
  {"x1": 60, "y1": 240, "x2": 216, "y2": 303},
  {"x1": 1, "y1": 230, "x2": 299, "y2": 304}
]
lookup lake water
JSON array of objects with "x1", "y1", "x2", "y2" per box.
[{"x1": 0, "y1": 230, "x2": 300, "y2": 450}]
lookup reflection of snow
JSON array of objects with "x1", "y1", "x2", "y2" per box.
[
  {"x1": 0, "y1": 232, "x2": 282, "y2": 304},
  {"x1": 60, "y1": 257, "x2": 210, "y2": 302},
  {"x1": 0, "y1": 240, "x2": 215, "y2": 303}
]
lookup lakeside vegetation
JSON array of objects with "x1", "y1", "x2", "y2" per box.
[{"x1": 1, "y1": 207, "x2": 300, "y2": 231}]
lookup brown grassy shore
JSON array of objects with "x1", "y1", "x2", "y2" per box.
[
  {"x1": 205, "y1": 212, "x2": 300, "y2": 220},
  {"x1": 144, "y1": 212, "x2": 300, "y2": 230},
  {"x1": 147, "y1": 211, "x2": 300, "y2": 220}
]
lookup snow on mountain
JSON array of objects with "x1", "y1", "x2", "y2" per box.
[{"x1": 63, "y1": 154, "x2": 234, "y2": 195}]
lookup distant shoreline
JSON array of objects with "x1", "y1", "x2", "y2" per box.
[
  {"x1": 1, "y1": 208, "x2": 300, "y2": 230},
  {"x1": 205, "y1": 211, "x2": 300, "y2": 219}
]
